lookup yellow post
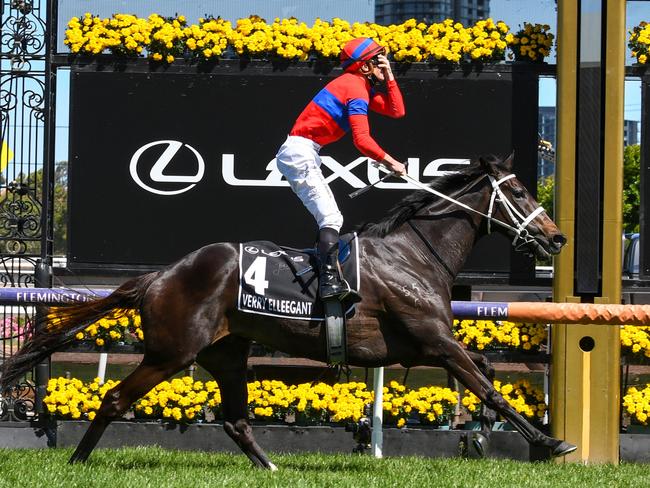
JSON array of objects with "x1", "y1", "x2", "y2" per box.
[
  {"x1": 552, "y1": 0, "x2": 624, "y2": 464},
  {"x1": 551, "y1": 0, "x2": 578, "y2": 460},
  {"x1": 594, "y1": 0, "x2": 626, "y2": 463}
]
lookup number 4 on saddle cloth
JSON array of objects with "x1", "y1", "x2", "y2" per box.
[
  {"x1": 238, "y1": 233, "x2": 359, "y2": 365},
  {"x1": 238, "y1": 233, "x2": 359, "y2": 321}
]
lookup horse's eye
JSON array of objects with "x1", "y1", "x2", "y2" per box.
[{"x1": 511, "y1": 188, "x2": 525, "y2": 199}]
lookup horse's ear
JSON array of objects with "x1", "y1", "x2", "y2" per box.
[
  {"x1": 501, "y1": 151, "x2": 515, "y2": 172},
  {"x1": 479, "y1": 155, "x2": 499, "y2": 176},
  {"x1": 479, "y1": 156, "x2": 490, "y2": 172}
]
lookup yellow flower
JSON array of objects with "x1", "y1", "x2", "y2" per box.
[{"x1": 65, "y1": 13, "x2": 555, "y2": 66}]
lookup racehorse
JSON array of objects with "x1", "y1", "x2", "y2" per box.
[{"x1": 1, "y1": 154, "x2": 575, "y2": 468}]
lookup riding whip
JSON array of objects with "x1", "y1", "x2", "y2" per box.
[{"x1": 348, "y1": 170, "x2": 397, "y2": 199}]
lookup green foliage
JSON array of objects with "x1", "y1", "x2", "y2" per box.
[
  {"x1": 52, "y1": 162, "x2": 68, "y2": 255},
  {"x1": 535, "y1": 144, "x2": 641, "y2": 233},
  {"x1": 536, "y1": 175, "x2": 554, "y2": 220},
  {"x1": 623, "y1": 144, "x2": 641, "y2": 233},
  {"x1": 17, "y1": 162, "x2": 67, "y2": 256}
]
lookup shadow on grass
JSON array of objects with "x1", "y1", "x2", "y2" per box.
[
  {"x1": 272, "y1": 454, "x2": 373, "y2": 474},
  {"x1": 83, "y1": 449, "x2": 240, "y2": 471},
  {"x1": 84, "y1": 449, "x2": 372, "y2": 474}
]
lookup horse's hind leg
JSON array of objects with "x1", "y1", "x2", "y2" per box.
[
  {"x1": 69, "y1": 357, "x2": 190, "y2": 464},
  {"x1": 196, "y1": 336, "x2": 277, "y2": 471}
]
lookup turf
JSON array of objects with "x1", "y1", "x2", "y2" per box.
[{"x1": 1, "y1": 448, "x2": 650, "y2": 488}]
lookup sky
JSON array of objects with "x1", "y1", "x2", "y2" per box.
[{"x1": 46, "y1": 0, "x2": 649, "y2": 161}]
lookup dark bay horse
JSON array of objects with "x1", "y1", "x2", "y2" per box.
[{"x1": 1, "y1": 154, "x2": 575, "y2": 468}]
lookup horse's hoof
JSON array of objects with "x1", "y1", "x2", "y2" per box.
[
  {"x1": 472, "y1": 432, "x2": 489, "y2": 458},
  {"x1": 551, "y1": 441, "x2": 577, "y2": 457},
  {"x1": 68, "y1": 455, "x2": 85, "y2": 465}
]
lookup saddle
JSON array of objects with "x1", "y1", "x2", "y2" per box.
[{"x1": 237, "y1": 234, "x2": 359, "y2": 365}]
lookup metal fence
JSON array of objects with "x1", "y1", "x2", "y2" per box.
[{"x1": 0, "y1": 0, "x2": 52, "y2": 421}]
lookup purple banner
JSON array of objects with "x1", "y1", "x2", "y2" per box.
[
  {"x1": 0, "y1": 287, "x2": 510, "y2": 319},
  {"x1": 0, "y1": 288, "x2": 111, "y2": 305},
  {"x1": 451, "y1": 301, "x2": 510, "y2": 319}
]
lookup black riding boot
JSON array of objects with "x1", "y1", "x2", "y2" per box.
[
  {"x1": 317, "y1": 227, "x2": 345, "y2": 300},
  {"x1": 317, "y1": 228, "x2": 361, "y2": 302}
]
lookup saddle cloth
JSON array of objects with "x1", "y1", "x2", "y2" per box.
[{"x1": 237, "y1": 233, "x2": 359, "y2": 321}]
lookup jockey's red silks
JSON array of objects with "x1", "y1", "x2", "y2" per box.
[{"x1": 289, "y1": 72, "x2": 405, "y2": 161}]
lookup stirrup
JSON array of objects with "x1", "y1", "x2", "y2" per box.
[
  {"x1": 338, "y1": 279, "x2": 362, "y2": 303},
  {"x1": 319, "y1": 282, "x2": 346, "y2": 300},
  {"x1": 321, "y1": 279, "x2": 362, "y2": 303}
]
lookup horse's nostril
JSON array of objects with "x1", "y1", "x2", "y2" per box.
[{"x1": 553, "y1": 234, "x2": 567, "y2": 246}]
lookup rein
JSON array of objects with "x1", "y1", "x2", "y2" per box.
[
  {"x1": 401, "y1": 173, "x2": 545, "y2": 252},
  {"x1": 407, "y1": 220, "x2": 456, "y2": 278}
]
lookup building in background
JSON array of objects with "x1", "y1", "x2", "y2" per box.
[
  {"x1": 538, "y1": 106, "x2": 556, "y2": 179},
  {"x1": 624, "y1": 119, "x2": 639, "y2": 147},
  {"x1": 375, "y1": 0, "x2": 490, "y2": 25},
  {"x1": 537, "y1": 106, "x2": 641, "y2": 180}
]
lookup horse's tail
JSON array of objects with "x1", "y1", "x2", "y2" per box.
[{"x1": 1, "y1": 272, "x2": 158, "y2": 390}]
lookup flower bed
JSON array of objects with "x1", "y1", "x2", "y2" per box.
[
  {"x1": 508, "y1": 22, "x2": 553, "y2": 63},
  {"x1": 43, "y1": 377, "x2": 546, "y2": 429},
  {"x1": 71, "y1": 308, "x2": 142, "y2": 346},
  {"x1": 453, "y1": 319, "x2": 547, "y2": 351},
  {"x1": 621, "y1": 326, "x2": 650, "y2": 360},
  {"x1": 629, "y1": 21, "x2": 649, "y2": 65},
  {"x1": 462, "y1": 379, "x2": 547, "y2": 426},
  {"x1": 72, "y1": 311, "x2": 650, "y2": 359},
  {"x1": 624, "y1": 384, "x2": 650, "y2": 427},
  {"x1": 64, "y1": 13, "x2": 554, "y2": 65}
]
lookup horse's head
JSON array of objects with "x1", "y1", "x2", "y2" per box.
[{"x1": 479, "y1": 153, "x2": 566, "y2": 259}]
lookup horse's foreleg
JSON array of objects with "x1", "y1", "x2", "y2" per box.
[
  {"x1": 197, "y1": 337, "x2": 277, "y2": 471},
  {"x1": 68, "y1": 359, "x2": 185, "y2": 464},
  {"x1": 434, "y1": 338, "x2": 576, "y2": 457},
  {"x1": 464, "y1": 350, "x2": 497, "y2": 432}
]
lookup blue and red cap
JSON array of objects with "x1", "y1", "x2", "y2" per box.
[{"x1": 340, "y1": 37, "x2": 385, "y2": 73}]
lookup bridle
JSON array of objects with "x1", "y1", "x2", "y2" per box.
[
  {"x1": 402, "y1": 172, "x2": 546, "y2": 252},
  {"x1": 485, "y1": 174, "x2": 545, "y2": 251}
]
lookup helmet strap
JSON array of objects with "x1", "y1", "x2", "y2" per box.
[{"x1": 368, "y1": 73, "x2": 380, "y2": 86}]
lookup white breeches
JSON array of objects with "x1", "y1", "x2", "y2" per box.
[{"x1": 275, "y1": 135, "x2": 344, "y2": 232}]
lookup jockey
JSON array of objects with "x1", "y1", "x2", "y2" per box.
[{"x1": 275, "y1": 37, "x2": 406, "y2": 302}]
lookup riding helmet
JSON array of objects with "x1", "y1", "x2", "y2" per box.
[{"x1": 340, "y1": 37, "x2": 385, "y2": 72}]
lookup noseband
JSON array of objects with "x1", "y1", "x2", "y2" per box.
[
  {"x1": 486, "y1": 174, "x2": 545, "y2": 251},
  {"x1": 403, "y1": 173, "x2": 545, "y2": 252}
]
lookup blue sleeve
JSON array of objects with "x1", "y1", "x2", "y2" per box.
[{"x1": 348, "y1": 98, "x2": 369, "y2": 116}]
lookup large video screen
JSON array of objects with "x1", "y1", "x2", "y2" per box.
[{"x1": 68, "y1": 65, "x2": 538, "y2": 280}]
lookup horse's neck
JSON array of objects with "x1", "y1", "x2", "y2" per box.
[{"x1": 393, "y1": 187, "x2": 489, "y2": 279}]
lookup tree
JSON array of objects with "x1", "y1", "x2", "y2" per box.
[
  {"x1": 537, "y1": 175, "x2": 554, "y2": 220},
  {"x1": 623, "y1": 144, "x2": 640, "y2": 233},
  {"x1": 15, "y1": 162, "x2": 68, "y2": 256},
  {"x1": 535, "y1": 144, "x2": 641, "y2": 233}
]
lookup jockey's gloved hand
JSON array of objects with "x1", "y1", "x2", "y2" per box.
[{"x1": 382, "y1": 154, "x2": 407, "y2": 176}]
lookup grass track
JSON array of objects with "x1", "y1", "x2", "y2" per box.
[{"x1": 1, "y1": 447, "x2": 649, "y2": 488}]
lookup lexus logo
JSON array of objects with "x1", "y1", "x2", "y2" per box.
[{"x1": 129, "y1": 140, "x2": 205, "y2": 195}]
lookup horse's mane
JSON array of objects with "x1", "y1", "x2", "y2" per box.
[{"x1": 358, "y1": 156, "x2": 499, "y2": 238}]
